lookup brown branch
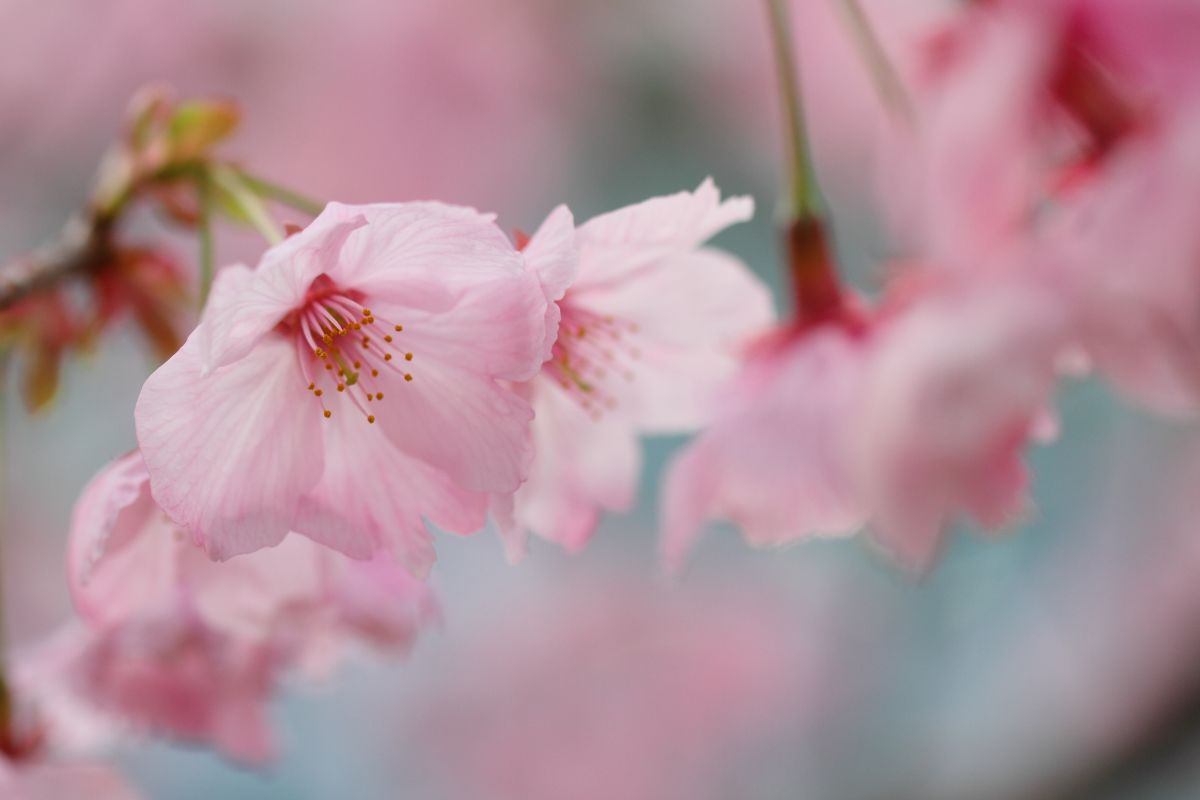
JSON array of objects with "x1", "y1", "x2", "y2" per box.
[{"x1": 0, "y1": 215, "x2": 113, "y2": 311}]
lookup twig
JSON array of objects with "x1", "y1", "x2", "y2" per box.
[{"x1": 0, "y1": 216, "x2": 112, "y2": 311}]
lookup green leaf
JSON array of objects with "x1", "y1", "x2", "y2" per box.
[{"x1": 210, "y1": 165, "x2": 283, "y2": 245}]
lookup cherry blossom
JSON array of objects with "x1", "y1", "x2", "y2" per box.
[
  {"x1": 663, "y1": 221, "x2": 1068, "y2": 570},
  {"x1": 56, "y1": 451, "x2": 437, "y2": 761},
  {"x1": 500, "y1": 180, "x2": 775, "y2": 558},
  {"x1": 135, "y1": 202, "x2": 555, "y2": 573}
]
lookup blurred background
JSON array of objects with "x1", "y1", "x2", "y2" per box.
[{"x1": 2, "y1": 1, "x2": 1199, "y2": 798}]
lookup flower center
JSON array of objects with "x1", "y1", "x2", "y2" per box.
[
  {"x1": 546, "y1": 300, "x2": 639, "y2": 420},
  {"x1": 289, "y1": 287, "x2": 414, "y2": 424}
]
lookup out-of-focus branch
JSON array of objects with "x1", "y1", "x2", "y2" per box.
[{"x1": 0, "y1": 216, "x2": 112, "y2": 312}]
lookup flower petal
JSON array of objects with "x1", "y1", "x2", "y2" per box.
[
  {"x1": 574, "y1": 178, "x2": 753, "y2": 286},
  {"x1": 297, "y1": 402, "x2": 488, "y2": 576},
  {"x1": 200, "y1": 213, "x2": 367, "y2": 371},
  {"x1": 524, "y1": 204, "x2": 579, "y2": 363},
  {"x1": 67, "y1": 452, "x2": 172, "y2": 626},
  {"x1": 571, "y1": 248, "x2": 775, "y2": 431},
  {"x1": 136, "y1": 334, "x2": 325, "y2": 560},
  {"x1": 660, "y1": 332, "x2": 868, "y2": 571},
  {"x1": 513, "y1": 379, "x2": 640, "y2": 551}
]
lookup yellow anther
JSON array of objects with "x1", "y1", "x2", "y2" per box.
[
  {"x1": 362, "y1": 308, "x2": 372, "y2": 317},
  {"x1": 384, "y1": 335, "x2": 393, "y2": 343},
  {"x1": 404, "y1": 373, "x2": 413, "y2": 382},
  {"x1": 371, "y1": 369, "x2": 379, "y2": 377},
  {"x1": 404, "y1": 352, "x2": 413, "y2": 361},
  {"x1": 314, "y1": 389, "x2": 324, "y2": 397},
  {"x1": 384, "y1": 353, "x2": 393, "y2": 361},
  {"x1": 337, "y1": 384, "x2": 345, "y2": 392},
  {"x1": 367, "y1": 415, "x2": 375, "y2": 424},
  {"x1": 394, "y1": 324, "x2": 403, "y2": 332},
  {"x1": 375, "y1": 392, "x2": 384, "y2": 400},
  {"x1": 323, "y1": 410, "x2": 332, "y2": 418}
]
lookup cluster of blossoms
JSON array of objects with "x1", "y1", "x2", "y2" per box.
[
  {"x1": 665, "y1": 0, "x2": 1200, "y2": 570},
  {"x1": 27, "y1": 179, "x2": 769, "y2": 767},
  {"x1": 9, "y1": 0, "x2": 1200, "y2": 788}
]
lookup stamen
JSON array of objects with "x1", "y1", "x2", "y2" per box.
[
  {"x1": 292, "y1": 290, "x2": 416, "y2": 423},
  {"x1": 546, "y1": 305, "x2": 643, "y2": 418}
]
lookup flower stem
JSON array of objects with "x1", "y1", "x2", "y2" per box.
[
  {"x1": 210, "y1": 165, "x2": 284, "y2": 246},
  {"x1": 766, "y1": 0, "x2": 821, "y2": 220},
  {"x1": 0, "y1": 360, "x2": 13, "y2": 746},
  {"x1": 235, "y1": 170, "x2": 326, "y2": 217},
  {"x1": 196, "y1": 172, "x2": 215, "y2": 308},
  {"x1": 836, "y1": 0, "x2": 914, "y2": 123}
]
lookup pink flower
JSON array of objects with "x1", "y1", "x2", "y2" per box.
[
  {"x1": 135, "y1": 201, "x2": 553, "y2": 573},
  {"x1": 499, "y1": 180, "x2": 775, "y2": 557},
  {"x1": 0, "y1": 759, "x2": 141, "y2": 800},
  {"x1": 662, "y1": 224, "x2": 1068, "y2": 570},
  {"x1": 413, "y1": 576, "x2": 804, "y2": 800},
  {"x1": 850, "y1": 273, "x2": 1069, "y2": 569},
  {"x1": 58, "y1": 451, "x2": 437, "y2": 761},
  {"x1": 911, "y1": 0, "x2": 1200, "y2": 412},
  {"x1": 1044, "y1": 109, "x2": 1200, "y2": 415},
  {"x1": 661, "y1": 326, "x2": 869, "y2": 571}
]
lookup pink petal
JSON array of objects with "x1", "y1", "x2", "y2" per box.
[
  {"x1": 367, "y1": 351, "x2": 535, "y2": 496},
  {"x1": 67, "y1": 452, "x2": 170, "y2": 626},
  {"x1": 661, "y1": 331, "x2": 868, "y2": 571},
  {"x1": 574, "y1": 178, "x2": 753, "y2": 286},
  {"x1": 854, "y1": 276, "x2": 1066, "y2": 567},
  {"x1": 136, "y1": 334, "x2": 325, "y2": 560},
  {"x1": 200, "y1": 213, "x2": 367, "y2": 372},
  {"x1": 570, "y1": 248, "x2": 775, "y2": 432},
  {"x1": 298, "y1": 402, "x2": 488, "y2": 576},
  {"x1": 524, "y1": 204, "x2": 578, "y2": 303},
  {"x1": 513, "y1": 378, "x2": 641, "y2": 552},
  {"x1": 523, "y1": 204, "x2": 579, "y2": 363}
]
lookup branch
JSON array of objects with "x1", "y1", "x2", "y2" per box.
[{"x1": 0, "y1": 216, "x2": 111, "y2": 311}]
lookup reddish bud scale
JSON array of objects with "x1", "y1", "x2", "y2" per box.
[
  {"x1": 786, "y1": 218, "x2": 844, "y2": 327},
  {"x1": 1050, "y1": 44, "x2": 1139, "y2": 168}
]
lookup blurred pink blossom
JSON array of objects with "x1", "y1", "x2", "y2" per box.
[
  {"x1": 0, "y1": 759, "x2": 140, "y2": 800},
  {"x1": 54, "y1": 450, "x2": 437, "y2": 761},
  {"x1": 414, "y1": 577, "x2": 810, "y2": 800},
  {"x1": 501, "y1": 180, "x2": 775, "y2": 557},
  {"x1": 135, "y1": 202, "x2": 552, "y2": 572},
  {"x1": 661, "y1": 324, "x2": 868, "y2": 570},
  {"x1": 850, "y1": 273, "x2": 1068, "y2": 568},
  {"x1": 909, "y1": 0, "x2": 1200, "y2": 412},
  {"x1": 664, "y1": 222, "x2": 1067, "y2": 569}
]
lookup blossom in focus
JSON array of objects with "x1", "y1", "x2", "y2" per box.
[
  {"x1": 56, "y1": 451, "x2": 437, "y2": 761},
  {"x1": 500, "y1": 180, "x2": 775, "y2": 558},
  {"x1": 135, "y1": 202, "x2": 553, "y2": 573}
]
